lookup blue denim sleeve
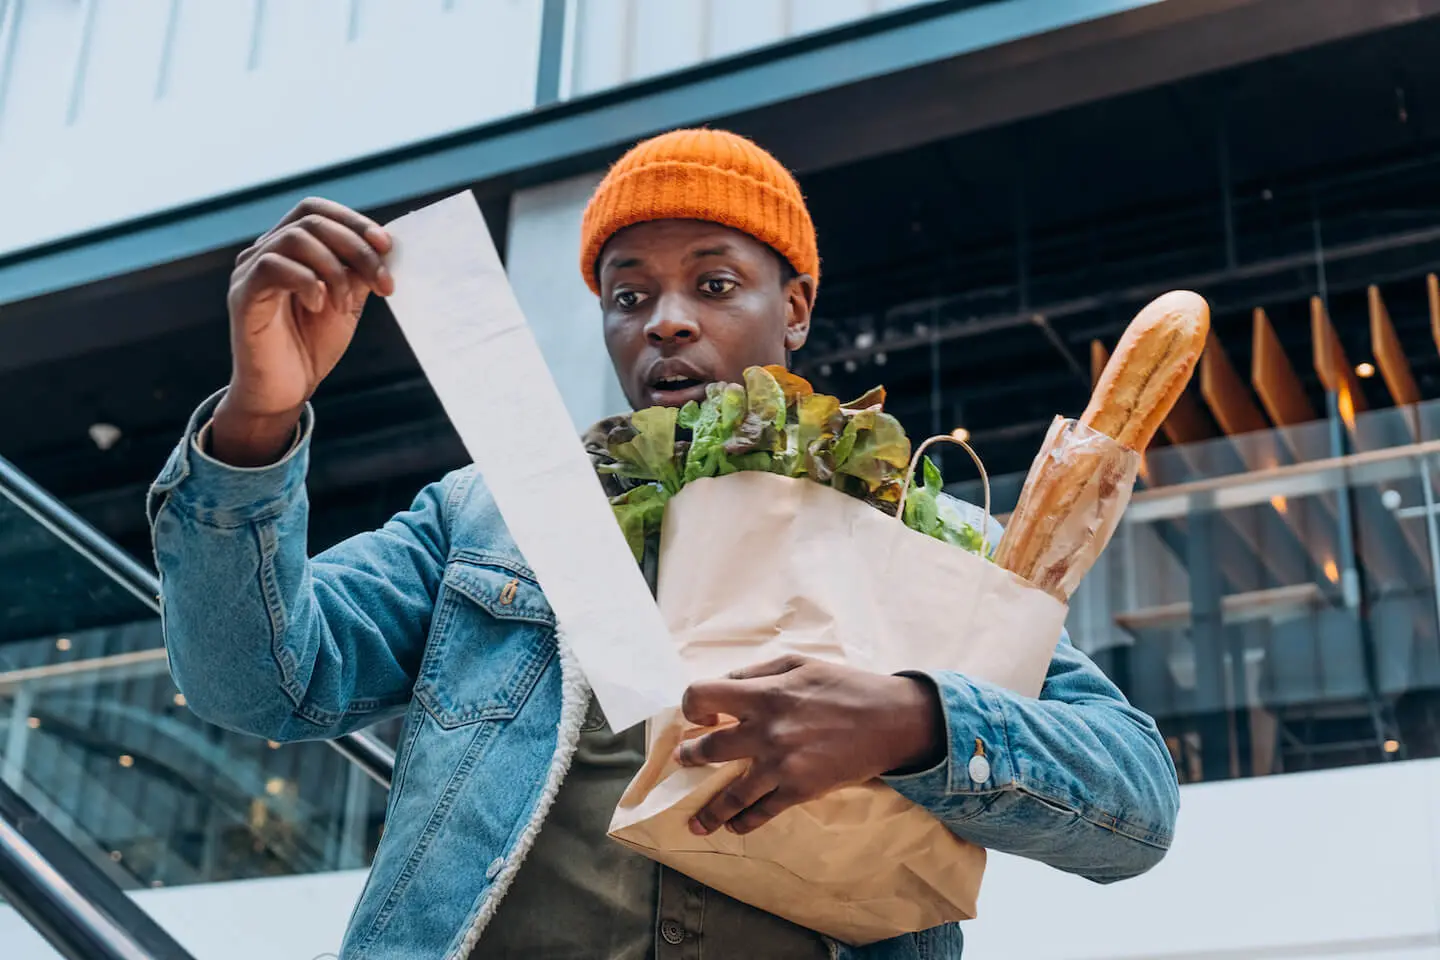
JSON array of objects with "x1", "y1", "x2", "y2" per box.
[
  {"x1": 882, "y1": 632, "x2": 1180, "y2": 883},
  {"x1": 148, "y1": 389, "x2": 457, "y2": 742}
]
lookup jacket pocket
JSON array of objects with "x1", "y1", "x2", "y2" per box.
[{"x1": 413, "y1": 556, "x2": 556, "y2": 729}]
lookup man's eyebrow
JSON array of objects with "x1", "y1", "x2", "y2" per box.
[
  {"x1": 604, "y1": 256, "x2": 644, "y2": 272},
  {"x1": 687, "y1": 245, "x2": 734, "y2": 261}
]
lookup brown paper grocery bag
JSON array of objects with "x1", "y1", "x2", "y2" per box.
[{"x1": 607, "y1": 471, "x2": 1070, "y2": 945}]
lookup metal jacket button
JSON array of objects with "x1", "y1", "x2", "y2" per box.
[
  {"x1": 660, "y1": 919, "x2": 685, "y2": 945},
  {"x1": 968, "y1": 738, "x2": 991, "y2": 783}
]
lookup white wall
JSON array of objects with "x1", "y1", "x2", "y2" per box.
[
  {"x1": 966, "y1": 758, "x2": 1440, "y2": 959},
  {"x1": 0, "y1": 0, "x2": 544, "y2": 257},
  {"x1": 565, "y1": 0, "x2": 941, "y2": 97},
  {"x1": 6, "y1": 760, "x2": 1438, "y2": 958},
  {"x1": 506, "y1": 170, "x2": 629, "y2": 429}
]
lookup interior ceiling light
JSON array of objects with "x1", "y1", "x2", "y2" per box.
[
  {"x1": 88, "y1": 422, "x2": 122, "y2": 451},
  {"x1": 1355, "y1": 362, "x2": 1375, "y2": 379}
]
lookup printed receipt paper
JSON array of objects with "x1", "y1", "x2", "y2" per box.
[{"x1": 383, "y1": 192, "x2": 685, "y2": 732}]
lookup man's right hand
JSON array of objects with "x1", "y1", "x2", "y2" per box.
[{"x1": 210, "y1": 197, "x2": 395, "y2": 467}]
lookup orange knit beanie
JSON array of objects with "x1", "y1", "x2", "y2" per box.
[{"x1": 579, "y1": 128, "x2": 819, "y2": 295}]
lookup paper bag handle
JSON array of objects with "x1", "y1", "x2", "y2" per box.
[{"x1": 897, "y1": 435, "x2": 992, "y2": 556}]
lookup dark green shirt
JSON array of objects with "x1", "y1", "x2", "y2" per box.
[
  {"x1": 477, "y1": 698, "x2": 830, "y2": 959},
  {"x1": 475, "y1": 424, "x2": 829, "y2": 958}
]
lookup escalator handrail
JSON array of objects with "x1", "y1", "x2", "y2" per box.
[
  {"x1": 0, "y1": 778, "x2": 198, "y2": 960},
  {"x1": 0, "y1": 453, "x2": 396, "y2": 789}
]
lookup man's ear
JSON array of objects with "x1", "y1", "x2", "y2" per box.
[{"x1": 783, "y1": 273, "x2": 816, "y2": 352}]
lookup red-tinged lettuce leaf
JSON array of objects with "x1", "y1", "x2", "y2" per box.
[
  {"x1": 834, "y1": 408, "x2": 911, "y2": 493},
  {"x1": 796, "y1": 394, "x2": 843, "y2": 481},
  {"x1": 764, "y1": 364, "x2": 815, "y2": 408},
  {"x1": 723, "y1": 367, "x2": 788, "y2": 456},
  {"x1": 601, "y1": 406, "x2": 682, "y2": 494},
  {"x1": 841, "y1": 384, "x2": 887, "y2": 413}
]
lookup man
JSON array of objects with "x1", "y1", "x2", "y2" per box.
[{"x1": 150, "y1": 129, "x2": 1179, "y2": 959}]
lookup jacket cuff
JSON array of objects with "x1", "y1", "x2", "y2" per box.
[
  {"x1": 882, "y1": 670, "x2": 1014, "y2": 807},
  {"x1": 148, "y1": 388, "x2": 314, "y2": 528}
]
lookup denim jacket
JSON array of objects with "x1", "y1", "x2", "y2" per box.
[{"x1": 149, "y1": 393, "x2": 1179, "y2": 960}]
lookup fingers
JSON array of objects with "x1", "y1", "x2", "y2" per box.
[
  {"x1": 236, "y1": 198, "x2": 394, "y2": 296},
  {"x1": 245, "y1": 253, "x2": 325, "y2": 314},
  {"x1": 296, "y1": 213, "x2": 393, "y2": 296},
  {"x1": 260, "y1": 197, "x2": 391, "y2": 254},
  {"x1": 681, "y1": 679, "x2": 749, "y2": 727},
  {"x1": 690, "y1": 769, "x2": 780, "y2": 836},
  {"x1": 725, "y1": 654, "x2": 809, "y2": 681},
  {"x1": 729, "y1": 790, "x2": 797, "y2": 835},
  {"x1": 267, "y1": 229, "x2": 352, "y2": 313},
  {"x1": 680, "y1": 656, "x2": 810, "y2": 725},
  {"x1": 674, "y1": 724, "x2": 755, "y2": 768}
]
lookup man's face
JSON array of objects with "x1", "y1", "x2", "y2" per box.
[{"x1": 599, "y1": 219, "x2": 815, "y2": 410}]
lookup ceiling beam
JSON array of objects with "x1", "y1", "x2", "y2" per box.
[{"x1": 1369, "y1": 283, "x2": 1421, "y2": 408}]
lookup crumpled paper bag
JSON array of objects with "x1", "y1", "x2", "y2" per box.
[{"x1": 608, "y1": 471, "x2": 1069, "y2": 945}]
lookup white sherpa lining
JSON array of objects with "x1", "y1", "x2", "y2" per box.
[{"x1": 446, "y1": 631, "x2": 590, "y2": 960}]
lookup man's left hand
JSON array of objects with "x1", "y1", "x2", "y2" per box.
[{"x1": 674, "y1": 655, "x2": 945, "y2": 836}]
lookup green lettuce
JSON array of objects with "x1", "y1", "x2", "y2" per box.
[{"x1": 603, "y1": 366, "x2": 992, "y2": 562}]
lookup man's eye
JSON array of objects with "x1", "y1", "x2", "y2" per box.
[
  {"x1": 615, "y1": 290, "x2": 647, "y2": 310},
  {"x1": 702, "y1": 278, "x2": 737, "y2": 296}
]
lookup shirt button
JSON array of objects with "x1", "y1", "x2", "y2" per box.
[
  {"x1": 660, "y1": 919, "x2": 685, "y2": 945},
  {"x1": 968, "y1": 753, "x2": 991, "y2": 784},
  {"x1": 485, "y1": 857, "x2": 504, "y2": 881}
]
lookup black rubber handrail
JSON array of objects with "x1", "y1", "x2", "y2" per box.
[
  {"x1": 0, "y1": 453, "x2": 395, "y2": 789},
  {"x1": 0, "y1": 778, "x2": 197, "y2": 960}
]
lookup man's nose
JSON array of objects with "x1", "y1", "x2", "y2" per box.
[{"x1": 645, "y1": 294, "x2": 702, "y2": 344}]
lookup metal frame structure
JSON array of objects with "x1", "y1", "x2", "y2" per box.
[
  {"x1": 0, "y1": 454, "x2": 394, "y2": 955},
  {"x1": 0, "y1": 453, "x2": 397, "y2": 786},
  {"x1": 0, "y1": 778, "x2": 197, "y2": 960}
]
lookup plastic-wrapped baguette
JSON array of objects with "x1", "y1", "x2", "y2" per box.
[{"x1": 993, "y1": 291, "x2": 1211, "y2": 601}]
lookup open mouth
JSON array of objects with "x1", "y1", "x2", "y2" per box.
[
  {"x1": 647, "y1": 374, "x2": 711, "y2": 406},
  {"x1": 653, "y1": 375, "x2": 704, "y2": 393}
]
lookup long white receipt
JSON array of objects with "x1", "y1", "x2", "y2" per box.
[{"x1": 383, "y1": 192, "x2": 686, "y2": 732}]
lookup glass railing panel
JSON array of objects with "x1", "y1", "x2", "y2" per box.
[
  {"x1": 0, "y1": 473, "x2": 391, "y2": 894},
  {"x1": 951, "y1": 401, "x2": 1440, "y2": 785},
  {"x1": 0, "y1": 494, "x2": 157, "y2": 648},
  {"x1": 1091, "y1": 441, "x2": 1440, "y2": 784},
  {"x1": 0, "y1": 620, "x2": 391, "y2": 890}
]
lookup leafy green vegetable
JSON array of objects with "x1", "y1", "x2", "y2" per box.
[
  {"x1": 765, "y1": 364, "x2": 814, "y2": 407},
  {"x1": 723, "y1": 367, "x2": 787, "y2": 457},
  {"x1": 599, "y1": 406, "x2": 682, "y2": 494},
  {"x1": 796, "y1": 393, "x2": 842, "y2": 481},
  {"x1": 901, "y1": 454, "x2": 989, "y2": 557},
  {"x1": 834, "y1": 408, "x2": 911, "y2": 494},
  {"x1": 683, "y1": 383, "x2": 747, "y2": 483},
  {"x1": 610, "y1": 483, "x2": 670, "y2": 562},
  {"x1": 599, "y1": 366, "x2": 994, "y2": 563},
  {"x1": 841, "y1": 384, "x2": 886, "y2": 412}
]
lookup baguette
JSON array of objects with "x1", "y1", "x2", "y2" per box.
[
  {"x1": 1081, "y1": 290, "x2": 1210, "y2": 452},
  {"x1": 994, "y1": 291, "x2": 1209, "y2": 598}
]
